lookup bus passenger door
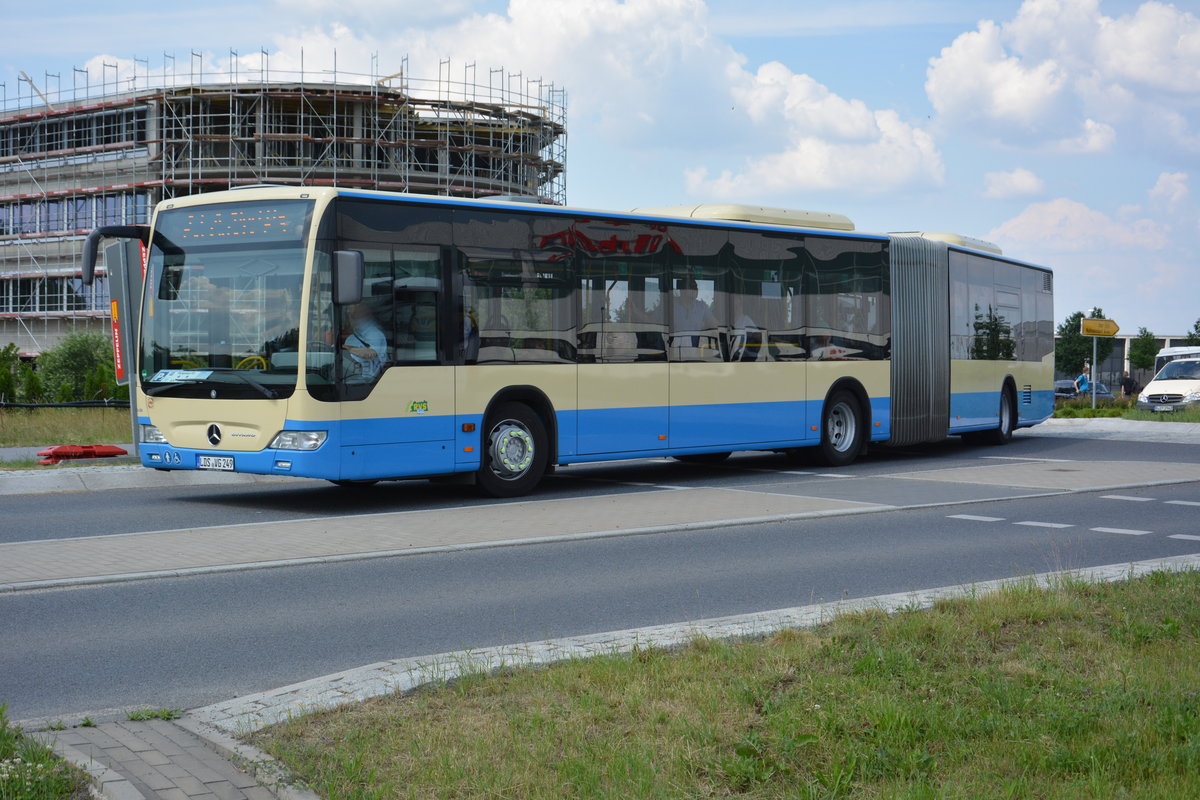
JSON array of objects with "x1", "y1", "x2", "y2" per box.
[{"x1": 576, "y1": 253, "x2": 670, "y2": 454}]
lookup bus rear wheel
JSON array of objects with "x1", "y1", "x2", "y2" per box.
[
  {"x1": 477, "y1": 402, "x2": 549, "y2": 498},
  {"x1": 818, "y1": 390, "x2": 864, "y2": 467},
  {"x1": 976, "y1": 387, "x2": 1016, "y2": 446}
]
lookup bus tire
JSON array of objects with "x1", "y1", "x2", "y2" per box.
[
  {"x1": 673, "y1": 452, "x2": 731, "y2": 465},
  {"x1": 477, "y1": 402, "x2": 549, "y2": 497},
  {"x1": 980, "y1": 386, "x2": 1016, "y2": 445},
  {"x1": 818, "y1": 390, "x2": 864, "y2": 467}
]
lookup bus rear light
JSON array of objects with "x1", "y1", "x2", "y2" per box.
[
  {"x1": 269, "y1": 430, "x2": 327, "y2": 450},
  {"x1": 141, "y1": 424, "x2": 167, "y2": 444}
]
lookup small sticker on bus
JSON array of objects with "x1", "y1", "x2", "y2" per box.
[{"x1": 408, "y1": 400, "x2": 430, "y2": 414}]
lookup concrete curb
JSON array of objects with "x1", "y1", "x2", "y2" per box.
[
  {"x1": 172, "y1": 716, "x2": 321, "y2": 800},
  {"x1": 192, "y1": 552, "x2": 1200, "y2": 736}
]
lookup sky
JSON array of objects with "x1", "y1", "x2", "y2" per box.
[{"x1": 3, "y1": 0, "x2": 1199, "y2": 335}]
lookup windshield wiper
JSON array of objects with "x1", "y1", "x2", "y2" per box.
[{"x1": 207, "y1": 368, "x2": 279, "y2": 399}]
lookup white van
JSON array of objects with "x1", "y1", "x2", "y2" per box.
[{"x1": 1137, "y1": 358, "x2": 1200, "y2": 412}]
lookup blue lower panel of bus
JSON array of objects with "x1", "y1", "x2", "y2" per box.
[
  {"x1": 139, "y1": 394, "x2": 898, "y2": 481},
  {"x1": 949, "y1": 390, "x2": 1054, "y2": 433}
]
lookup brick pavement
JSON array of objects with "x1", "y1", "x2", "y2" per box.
[{"x1": 43, "y1": 718, "x2": 315, "y2": 800}]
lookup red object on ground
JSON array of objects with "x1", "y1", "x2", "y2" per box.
[{"x1": 36, "y1": 444, "x2": 129, "y2": 465}]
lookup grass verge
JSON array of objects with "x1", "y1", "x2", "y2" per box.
[
  {"x1": 0, "y1": 408, "x2": 131, "y2": 449},
  {"x1": 0, "y1": 706, "x2": 89, "y2": 800},
  {"x1": 255, "y1": 570, "x2": 1200, "y2": 799}
]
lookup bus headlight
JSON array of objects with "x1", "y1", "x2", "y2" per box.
[
  {"x1": 270, "y1": 430, "x2": 328, "y2": 450},
  {"x1": 140, "y1": 424, "x2": 167, "y2": 444},
  {"x1": 1186, "y1": 391, "x2": 1200, "y2": 403}
]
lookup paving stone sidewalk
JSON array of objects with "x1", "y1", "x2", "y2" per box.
[{"x1": 43, "y1": 718, "x2": 315, "y2": 800}]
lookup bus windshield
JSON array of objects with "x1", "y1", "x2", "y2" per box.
[{"x1": 139, "y1": 199, "x2": 314, "y2": 399}]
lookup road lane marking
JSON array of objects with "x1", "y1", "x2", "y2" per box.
[
  {"x1": 1090, "y1": 527, "x2": 1152, "y2": 536},
  {"x1": 1166, "y1": 500, "x2": 1200, "y2": 507},
  {"x1": 1169, "y1": 534, "x2": 1200, "y2": 541},
  {"x1": 1014, "y1": 521, "x2": 1073, "y2": 528},
  {"x1": 948, "y1": 514, "x2": 1005, "y2": 522},
  {"x1": 814, "y1": 473, "x2": 854, "y2": 478},
  {"x1": 981, "y1": 456, "x2": 1075, "y2": 462},
  {"x1": 1100, "y1": 495, "x2": 1155, "y2": 502}
]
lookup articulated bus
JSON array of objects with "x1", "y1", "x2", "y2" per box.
[{"x1": 83, "y1": 187, "x2": 1054, "y2": 497}]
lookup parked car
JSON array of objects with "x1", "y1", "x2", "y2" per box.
[
  {"x1": 1055, "y1": 379, "x2": 1114, "y2": 401},
  {"x1": 1136, "y1": 358, "x2": 1200, "y2": 412}
]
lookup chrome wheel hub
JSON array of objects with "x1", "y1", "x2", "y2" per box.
[{"x1": 488, "y1": 419, "x2": 535, "y2": 479}]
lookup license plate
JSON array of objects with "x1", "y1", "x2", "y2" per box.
[
  {"x1": 197, "y1": 455, "x2": 235, "y2": 471},
  {"x1": 1154, "y1": 405, "x2": 1174, "y2": 412}
]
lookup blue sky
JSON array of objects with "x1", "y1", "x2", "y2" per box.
[{"x1": 3, "y1": 0, "x2": 1198, "y2": 334}]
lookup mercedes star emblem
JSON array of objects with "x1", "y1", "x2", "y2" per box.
[{"x1": 207, "y1": 424, "x2": 222, "y2": 446}]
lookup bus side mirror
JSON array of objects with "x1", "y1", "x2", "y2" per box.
[
  {"x1": 81, "y1": 225, "x2": 149, "y2": 285},
  {"x1": 332, "y1": 250, "x2": 364, "y2": 305}
]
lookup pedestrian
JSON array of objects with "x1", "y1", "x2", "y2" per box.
[
  {"x1": 1119, "y1": 370, "x2": 1137, "y2": 398},
  {"x1": 1074, "y1": 365, "x2": 1090, "y2": 394}
]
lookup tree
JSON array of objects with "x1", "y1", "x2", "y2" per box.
[
  {"x1": 18, "y1": 362, "x2": 43, "y2": 403},
  {"x1": 1055, "y1": 308, "x2": 1115, "y2": 376},
  {"x1": 0, "y1": 343, "x2": 19, "y2": 403},
  {"x1": 1128, "y1": 327, "x2": 1158, "y2": 372},
  {"x1": 1183, "y1": 318, "x2": 1200, "y2": 347},
  {"x1": 36, "y1": 332, "x2": 116, "y2": 402}
]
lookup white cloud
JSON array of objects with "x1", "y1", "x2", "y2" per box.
[
  {"x1": 926, "y1": 0, "x2": 1200, "y2": 157},
  {"x1": 1149, "y1": 172, "x2": 1189, "y2": 208},
  {"x1": 988, "y1": 197, "x2": 1168, "y2": 251},
  {"x1": 1056, "y1": 118, "x2": 1116, "y2": 153},
  {"x1": 683, "y1": 61, "x2": 943, "y2": 198},
  {"x1": 925, "y1": 18, "x2": 1067, "y2": 133},
  {"x1": 983, "y1": 167, "x2": 1044, "y2": 198}
]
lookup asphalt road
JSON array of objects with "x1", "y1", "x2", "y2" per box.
[
  {"x1": 2, "y1": 433, "x2": 1199, "y2": 723},
  {"x1": 4, "y1": 433, "x2": 1200, "y2": 544}
]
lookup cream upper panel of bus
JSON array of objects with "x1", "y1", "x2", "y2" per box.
[{"x1": 630, "y1": 204, "x2": 855, "y2": 232}]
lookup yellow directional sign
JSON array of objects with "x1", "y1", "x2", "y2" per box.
[{"x1": 1081, "y1": 318, "x2": 1120, "y2": 337}]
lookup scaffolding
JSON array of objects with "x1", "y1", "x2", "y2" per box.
[{"x1": 0, "y1": 53, "x2": 568, "y2": 354}]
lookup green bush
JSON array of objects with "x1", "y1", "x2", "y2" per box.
[{"x1": 34, "y1": 333, "x2": 119, "y2": 403}]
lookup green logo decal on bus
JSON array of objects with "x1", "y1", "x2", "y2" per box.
[{"x1": 408, "y1": 400, "x2": 429, "y2": 415}]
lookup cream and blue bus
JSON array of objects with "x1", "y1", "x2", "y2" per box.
[{"x1": 83, "y1": 187, "x2": 1054, "y2": 496}]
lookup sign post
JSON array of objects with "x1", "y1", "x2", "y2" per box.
[
  {"x1": 103, "y1": 240, "x2": 144, "y2": 456},
  {"x1": 1080, "y1": 317, "x2": 1120, "y2": 409}
]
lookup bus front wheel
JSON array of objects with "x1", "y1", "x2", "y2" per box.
[
  {"x1": 477, "y1": 402, "x2": 549, "y2": 497},
  {"x1": 819, "y1": 390, "x2": 864, "y2": 467}
]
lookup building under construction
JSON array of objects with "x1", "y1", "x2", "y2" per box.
[{"x1": 0, "y1": 56, "x2": 567, "y2": 355}]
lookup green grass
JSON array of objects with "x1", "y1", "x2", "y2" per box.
[
  {"x1": 0, "y1": 408, "x2": 132, "y2": 449},
  {"x1": 0, "y1": 705, "x2": 89, "y2": 800},
  {"x1": 124, "y1": 708, "x2": 183, "y2": 722},
  {"x1": 255, "y1": 570, "x2": 1200, "y2": 799}
]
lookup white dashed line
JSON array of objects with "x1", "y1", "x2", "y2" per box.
[
  {"x1": 980, "y1": 456, "x2": 1075, "y2": 462},
  {"x1": 1090, "y1": 527, "x2": 1152, "y2": 536},
  {"x1": 1100, "y1": 494, "x2": 1155, "y2": 502},
  {"x1": 947, "y1": 514, "x2": 1005, "y2": 522},
  {"x1": 1169, "y1": 534, "x2": 1200, "y2": 541},
  {"x1": 1014, "y1": 521, "x2": 1073, "y2": 528},
  {"x1": 1166, "y1": 500, "x2": 1200, "y2": 507},
  {"x1": 814, "y1": 473, "x2": 854, "y2": 479}
]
